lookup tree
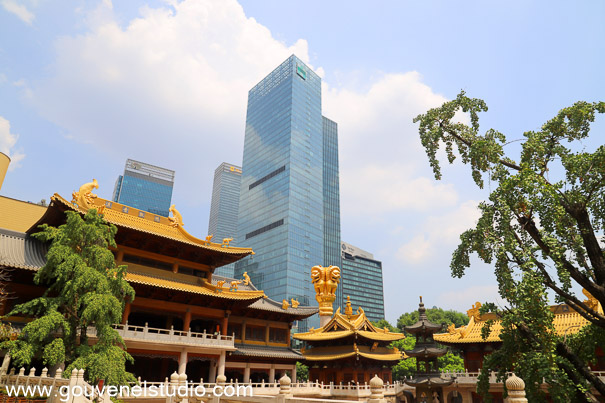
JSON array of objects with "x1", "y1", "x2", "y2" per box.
[
  {"x1": 396, "y1": 307, "x2": 469, "y2": 332},
  {"x1": 296, "y1": 361, "x2": 308, "y2": 382},
  {"x1": 2, "y1": 210, "x2": 136, "y2": 385},
  {"x1": 415, "y1": 92, "x2": 605, "y2": 400},
  {"x1": 374, "y1": 316, "x2": 466, "y2": 380}
]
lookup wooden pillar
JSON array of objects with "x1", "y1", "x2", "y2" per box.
[
  {"x1": 287, "y1": 325, "x2": 291, "y2": 346},
  {"x1": 221, "y1": 313, "x2": 229, "y2": 336},
  {"x1": 265, "y1": 326, "x2": 270, "y2": 344},
  {"x1": 172, "y1": 263, "x2": 178, "y2": 274},
  {"x1": 209, "y1": 360, "x2": 217, "y2": 383},
  {"x1": 183, "y1": 309, "x2": 192, "y2": 331},
  {"x1": 292, "y1": 364, "x2": 297, "y2": 383},
  {"x1": 121, "y1": 303, "x2": 131, "y2": 325},
  {"x1": 241, "y1": 322, "x2": 246, "y2": 342},
  {"x1": 116, "y1": 249, "x2": 124, "y2": 263}
]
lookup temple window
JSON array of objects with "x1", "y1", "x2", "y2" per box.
[
  {"x1": 269, "y1": 328, "x2": 287, "y2": 343},
  {"x1": 228, "y1": 323, "x2": 242, "y2": 339},
  {"x1": 123, "y1": 254, "x2": 172, "y2": 272},
  {"x1": 246, "y1": 325, "x2": 265, "y2": 341}
]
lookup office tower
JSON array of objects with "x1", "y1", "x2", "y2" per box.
[
  {"x1": 322, "y1": 117, "x2": 342, "y2": 309},
  {"x1": 341, "y1": 242, "x2": 385, "y2": 323},
  {"x1": 235, "y1": 55, "x2": 341, "y2": 331},
  {"x1": 112, "y1": 159, "x2": 175, "y2": 217},
  {"x1": 208, "y1": 162, "x2": 242, "y2": 277}
]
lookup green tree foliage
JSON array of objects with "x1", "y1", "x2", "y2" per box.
[
  {"x1": 2, "y1": 210, "x2": 136, "y2": 385},
  {"x1": 296, "y1": 361, "x2": 309, "y2": 382},
  {"x1": 374, "y1": 317, "x2": 465, "y2": 381},
  {"x1": 415, "y1": 92, "x2": 605, "y2": 400},
  {"x1": 396, "y1": 307, "x2": 469, "y2": 331}
]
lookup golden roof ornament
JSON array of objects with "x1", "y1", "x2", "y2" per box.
[
  {"x1": 311, "y1": 265, "x2": 340, "y2": 318},
  {"x1": 582, "y1": 288, "x2": 599, "y2": 311},
  {"x1": 467, "y1": 301, "x2": 482, "y2": 321},
  {"x1": 221, "y1": 238, "x2": 233, "y2": 248},
  {"x1": 72, "y1": 179, "x2": 98, "y2": 210},
  {"x1": 204, "y1": 234, "x2": 213, "y2": 245},
  {"x1": 344, "y1": 296, "x2": 353, "y2": 317},
  {"x1": 243, "y1": 272, "x2": 251, "y2": 286},
  {"x1": 168, "y1": 204, "x2": 184, "y2": 227},
  {"x1": 282, "y1": 299, "x2": 290, "y2": 310},
  {"x1": 291, "y1": 298, "x2": 300, "y2": 308}
]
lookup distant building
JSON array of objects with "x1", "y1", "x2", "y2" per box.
[
  {"x1": 235, "y1": 55, "x2": 341, "y2": 331},
  {"x1": 112, "y1": 159, "x2": 175, "y2": 217},
  {"x1": 208, "y1": 162, "x2": 242, "y2": 277},
  {"x1": 341, "y1": 242, "x2": 385, "y2": 323}
]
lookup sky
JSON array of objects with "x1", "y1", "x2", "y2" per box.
[{"x1": 1, "y1": 0, "x2": 604, "y2": 324}]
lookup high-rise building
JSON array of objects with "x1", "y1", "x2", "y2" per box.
[
  {"x1": 112, "y1": 159, "x2": 175, "y2": 217},
  {"x1": 235, "y1": 55, "x2": 341, "y2": 331},
  {"x1": 341, "y1": 242, "x2": 385, "y2": 323},
  {"x1": 208, "y1": 162, "x2": 242, "y2": 277}
]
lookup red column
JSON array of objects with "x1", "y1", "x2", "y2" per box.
[{"x1": 121, "y1": 303, "x2": 131, "y2": 325}]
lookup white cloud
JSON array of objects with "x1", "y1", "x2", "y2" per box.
[
  {"x1": 0, "y1": 116, "x2": 26, "y2": 170},
  {"x1": 1, "y1": 0, "x2": 34, "y2": 24},
  {"x1": 29, "y1": 0, "x2": 311, "y2": 201},
  {"x1": 396, "y1": 200, "x2": 481, "y2": 264}
]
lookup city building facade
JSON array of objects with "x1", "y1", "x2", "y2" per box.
[
  {"x1": 208, "y1": 162, "x2": 242, "y2": 277},
  {"x1": 235, "y1": 55, "x2": 341, "y2": 331},
  {"x1": 341, "y1": 242, "x2": 385, "y2": 323},
  {"x1": 112, "y1": 159, "x2": 175, "y2": 217}
]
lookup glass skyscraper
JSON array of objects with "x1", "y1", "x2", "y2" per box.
[
  {"x1": 112, "y1": 159, "x2": 175, "y2": 217},
  {"x1": 341, "y1": 242, "x2": 385, "y2": 323},
  {"x1": 235, "y1": 55, "x2": 341, "y2": 331},
  {"x1": 208, "y1": 162, "x2": 242, "y2": 278}
]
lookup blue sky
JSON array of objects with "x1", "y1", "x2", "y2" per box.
[{"x1": 1, "y1": 0, "x2": 604, "y2": 323}]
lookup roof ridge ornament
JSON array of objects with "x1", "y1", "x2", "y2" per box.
[
  {"x1": 311, "y1": 265, "x2": 341, "y2": 319},
  {"x1": 71, "y1": 179, "x2": 98, "y2": 210},
  {"x1": 168, "y1": 204, "x2": 184, "y2": 227},
  {"x1": 467, "y1": 301, "x2": 482, "y2": 321}
]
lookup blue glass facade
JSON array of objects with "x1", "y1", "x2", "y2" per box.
[
  {"x1": 112, "y1": 159, "x2": 175, "y2": 217},
  {"x1": 235, "y1": 55, "x2": 339, "y2": 331},
  {"x1": 208, "y1": 163, "x2": 242, "y2": 278},
  {"x1": 322, "y1": 117, "x2": 342, "y2": 310},
  {"x1": 341, "y1": 242, "x2": 385, "y2": 323}
]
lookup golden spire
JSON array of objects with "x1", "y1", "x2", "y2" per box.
[
  {"x1": 344, "y1": 296, "x2": 353, "y2": 317},
  {"x1": 311, "y1": 265, "x2": 341, "y2": 319}
]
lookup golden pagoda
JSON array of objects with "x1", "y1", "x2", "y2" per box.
[{"x1": 294, "y1": 266, "x2": 404, "y2": 384}]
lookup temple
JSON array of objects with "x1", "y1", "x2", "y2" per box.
[
  {"x1": 0, "y1": 180, "x2": 318, "y2": 383},
  {"x1": 434, "y1": 298, "x2": 605, "y2": 373},
  {"x1": 294, "y1": 266, "x2": 404, "y2": 384}
]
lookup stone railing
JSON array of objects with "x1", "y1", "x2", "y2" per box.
[{"x1": 87, "y1": 323, "x2": 235, "y2": 348}]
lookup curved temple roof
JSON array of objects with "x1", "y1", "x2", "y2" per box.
[
  {"x1": 294, "y1": 307, "x2": 405, "y2": 342},
  {"x1": 300, "y1": 344, "x2": 403, "y2": 362},
  {"x1": 434, "y1": 299, "x2": 603, "y2": 344}
]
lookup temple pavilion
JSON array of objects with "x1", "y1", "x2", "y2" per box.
[
  {"x1": 294, "y1": 266, "x2": 404, "y2": 384},
  {"x1": 0, "y1": 179, "x2": 318, "y2": 383}
]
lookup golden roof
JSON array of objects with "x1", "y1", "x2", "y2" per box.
[
  {"x1": 126, "y1": 270, "x2": 265, "y2": 301},
  {"x1": 49, "y1": 193, "x2": 253, "y2": 256},
  {"x1": 301, "y1": 344, "x2": 403, "y2": 362},
  {"x1": 0, "y1": 196, "x2": 47, "y2": 232},
  {"x1": 294, "y1": 307, "x2": 405, "y2": 342},
  {"x1": 434, "y1": 299, "x2": 603, "y2": 344}
]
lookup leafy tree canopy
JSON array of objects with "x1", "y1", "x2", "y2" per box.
[
  {"x1": 415, "y1": 92, "x2": 605, "y2": 400},
  {"x1": 396, "y1": 306, "x2": 469, "y2": 332},
  {"x1": 2, "y1": 210, "x2": 136, "y2": 385}
]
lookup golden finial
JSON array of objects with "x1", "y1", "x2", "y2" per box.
[
  {"x1": 72, "y1": 179, "x2": 98, "y2": 210},
  {"x1": 291, "y1": 298, "x2": 300, "y2": 308},
  {"x1": 243, "y1": 272, "x2": 251, "y2": 286},
  {"x1": 311, "y1": 265, "x2": 341, "y2": 318},
  {"x1": 168, "y1": 204, "x2": 184, "y2": 227},
  {"x1": 345, "y1": 296, "x2": 353, "y2": 317}
]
